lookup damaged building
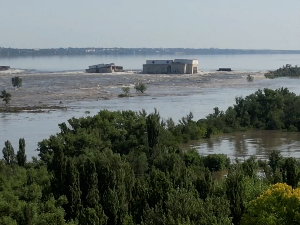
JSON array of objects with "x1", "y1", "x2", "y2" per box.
[{"x1": 86, "y1": 63, "x2": 124, "y2": 73}]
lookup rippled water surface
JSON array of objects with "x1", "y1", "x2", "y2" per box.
[
  {"x1": 1, "y1": 54, "x2": 300, "y2": 159},
  {"x1": 185, "y1": 130, "x2": 300, "y2": 160}
]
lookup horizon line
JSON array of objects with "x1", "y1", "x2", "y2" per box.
[{"x1": 1, "y1": 47, "x2": 300, "y2": 51}]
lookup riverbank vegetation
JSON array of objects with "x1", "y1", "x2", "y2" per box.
[
  {"x1": 200, "y1": 87, "x2": 300, "y2": 134},
  {"x1": 265, "y1": 64, "x2": 300, "y2": 78},
  {"x1": 2, "y1": 87, "x2": 300, "y2": 224}
]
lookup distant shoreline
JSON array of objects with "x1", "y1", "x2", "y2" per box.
[{"x1": 1, "y1": 47, "x2": 300, "y2": 57}]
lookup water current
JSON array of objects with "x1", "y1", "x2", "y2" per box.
[{"x1": 1, "y1": 54, "x2": 300, "y2": 159}]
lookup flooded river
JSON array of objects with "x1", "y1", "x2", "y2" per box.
[
  {"x1": 188, "y1": 130, "x2": 300, "y2": 160},
  {"x1": 1, "y1": 54, "x2": 300, "y2": 159}
]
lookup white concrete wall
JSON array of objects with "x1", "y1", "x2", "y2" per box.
[{"x1": 186, "y1": 64, "x2": 198, "y2": 74}]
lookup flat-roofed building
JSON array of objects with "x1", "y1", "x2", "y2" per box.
[
  {"x1": 143, "y1": 60, "x2": 173, "y2": 74},
  {"x1": 142, "y1": 59, "x2": 198, "y2": 74},
  {"x1": 174, "y1": 59, "x2": 198, "y2": 74}
]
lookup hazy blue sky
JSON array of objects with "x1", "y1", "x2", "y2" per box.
[{"x1": 1, "y1": 0, "x2": 299, "y2": 49}]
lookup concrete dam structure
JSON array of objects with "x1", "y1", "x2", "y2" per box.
[
  {"x1": 143, "y1": 59, "x2": 198, "y2": 74},
  {"x1": 0, "y1": 66, "x2": 10, "y2": 71}
]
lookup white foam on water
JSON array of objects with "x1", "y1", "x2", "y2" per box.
[{"x1": 0, "y1": 69, "x2": 26, "y2": 74}]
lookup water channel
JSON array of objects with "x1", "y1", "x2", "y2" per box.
[{"x1": 1, "y1": 54, "x2": 300, "y2": 159}]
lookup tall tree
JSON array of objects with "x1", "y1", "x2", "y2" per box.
[
  {"x1": 17, "y1": 138, "x2": 26, "y2": 167},
  {"x1": 2, "y1": 140, "x2": 15, "y2": 165},
  {"x1": 146, "y1": 112, "x2": 160, "y2": 150},
  {"x1": 11, "y1": 76, "x2": 22, "y2": 88},
  {"x1": 225, "y1": 165, "x2": 245, "y2": 225},
  {"x1": 65, "y1": 158, "x2": 82, "y2": 221},
  {"x1": 50, "y1": 142, "x2": 67, "y2": 199},
  {"x1": 78, "y1": 157, "x2": 107, "y2": 225},
  {"x1": 268, "y1": 150, "x2": 283, "y2": 173},
  {"x1": 282, "y1": 157, "x2": 299, "y2": 188}
]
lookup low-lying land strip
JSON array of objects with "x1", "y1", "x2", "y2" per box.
[{"x1": 0, "y1": 105, "x2": 67, "y2": 113}]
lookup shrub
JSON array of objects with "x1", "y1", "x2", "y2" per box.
[
  {"x1": 122, "y1": 87, "x2": 130, "y2": 96},
  {"x1": 241, "y1": 183, "x2": 300, "y2": 225},
  {"x1": 118, "y1": 87, "x2": 131, "y2": 98},
  {"x1": 246, "y1": 75, "x2": 254, "y2": 82},
  {"x1": 0, "y1": 90, "x2": 11, "y2": 104},
  {"x1": 288, "y1": 125, "x2": 298, "y2": 132},
  {"x1": 134, "y1": 82, "x2": 147, "y2": 93},
  {"x1": 203, "y1": 154, "x2": 230, "y2": 172}
]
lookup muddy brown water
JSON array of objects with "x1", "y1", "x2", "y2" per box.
[{"x1": 185, "y1": 130, "x2": 300, "y2": 160}]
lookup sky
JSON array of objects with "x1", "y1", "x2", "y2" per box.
[{"x1": 1, "y1": 0, "x2": 300, "y2": 50}]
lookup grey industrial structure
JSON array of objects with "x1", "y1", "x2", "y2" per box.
[
  {"x1": 143, "y1": 59, "x2": 198, "y2": 74},
  {"x1": 218, "y1": 68, "x2": 232, "y2": 71},
  {"x1": 86, "y1": 63, "x2": 123, "y2": 73},
  {"x1": 0, "y1": 66, "x2": 10, "y2": 71}
]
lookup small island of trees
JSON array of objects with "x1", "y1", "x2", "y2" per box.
[{"x1": 265, "y1": 64, "x2": 300, "y2": 79}]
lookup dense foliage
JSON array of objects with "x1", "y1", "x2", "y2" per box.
[
  {"x1": 200, "y1": 87, "x2": 300, "y2": 133},
  {"x1": 265, "y1": 64, "x2": 300, "y2": 78},
  {"x1": 241, "y1": 183, "x2": 300, "y2": 225},
  {"x1": 2, "y1": 88, "x2": 300, "y2": 224}
]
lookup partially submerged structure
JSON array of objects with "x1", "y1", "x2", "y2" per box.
[
  {"x1": 217, "y1": 68, "x2": 232, "y2": 72},
  {"x1": 0, "y1": 66, "x2": 10, "y2": 71},
  {"x1": 143, "y1": 59, "x2": 198, "y2": 74},
  {"x1": 86, "y1": 63, "x2": 123, "y2": 73}
]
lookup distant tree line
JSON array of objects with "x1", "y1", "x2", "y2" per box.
[{"x1": 1, "y1": 47, "x2": 300, "y2": 57}]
